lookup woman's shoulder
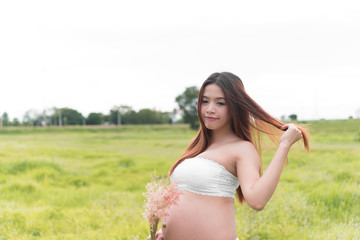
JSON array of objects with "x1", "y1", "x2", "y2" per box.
[
  {"x1": 226, "y1": 139, "x2": 258, "y2": 161},
  {"x1": 228, "y1": 138, "x2": 256, "y2": 150}
]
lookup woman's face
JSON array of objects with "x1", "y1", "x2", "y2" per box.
[{"x1": 200, "y1": 84, "x2": 232, "y2": 131}]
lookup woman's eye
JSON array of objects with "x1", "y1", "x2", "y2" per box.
[
  {"x1": 217, "y1": 102, "x2": 225, "y2": 105},
  {"x1": 202, "y1": 100, "x2": 208, "y2": 103}
]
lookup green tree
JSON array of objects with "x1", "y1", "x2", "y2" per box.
[
  {"x1": 159, "y1": 111, "x2": 173, "y2": 124},
  {"x1": 137, "y1": 109, "x2": 158, "y2": 124},
  {"x1": 135, "y1": 108, "x2": 171, "y2": 124},
  {"x1": 289, "y1": 114, "x2": 298, "y2": 121},
  {"x1": 107, "y1": 106, "x2": 171, "y2": 125},
  {"x1": 121, "y1": 110, "x2": 139, "y2": 124},
  {"x1": 86, "y1": 112, "x2": 105, "y2": 125},
  {"x1": 12, "y1": 118, "x2": 20, "y2": 126},
  {"x1": 108, "y1": 105, "x2": 133, "y2": 125},
  {"x1": 175, "y1": 86, "x2": 199, "y2": 129},
  {"x1": 51, "y1": 108, "x2": 83, "y2": 126},
  {"x1": 1, "y1": 112, "x2": 9, "y2": 126}
]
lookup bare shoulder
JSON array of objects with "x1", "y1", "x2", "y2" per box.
[
  {"x1": 227, "y1": 139, "x2": 259, "y2": 165},
  {"x1": 227, "y1": 139, "x2": 257, "y2": 155},
  {"x1": 232, "y1": 139, "x2": 255, "y2": 149}
]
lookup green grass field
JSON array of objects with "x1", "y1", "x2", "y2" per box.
[{"x1": 0, "y1": 120, "x2": 359, "y2": 239}]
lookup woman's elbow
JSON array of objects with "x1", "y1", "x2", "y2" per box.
[
  {"x1": 248, "y1": 201, "x2": 266, "y2": 211},
  {"x1": 243, "y1": 191, "x2": 268, "y2": 211},
  {"x1": 251, "y1": 204, "x2": 265, "y2": 211}
]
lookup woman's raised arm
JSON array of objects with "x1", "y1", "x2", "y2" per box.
[{"x1": 236, "y1": 123, "x2": 303, "y2": 210}]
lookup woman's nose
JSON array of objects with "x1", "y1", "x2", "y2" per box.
[{"x1": 206, "y1": 102, "x2": 215, "y2": 113}]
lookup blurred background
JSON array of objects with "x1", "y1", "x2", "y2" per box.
[
  {"x1": 1, "y1": 0, "x2": 359, "y2": 124},
  {"x1": 0, "y1": 1, "x2": 359, "y2": 239}
]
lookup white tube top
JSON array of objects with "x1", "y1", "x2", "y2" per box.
[{"x1": 170, "y1": 157, "x2": 240, "y2": 199}]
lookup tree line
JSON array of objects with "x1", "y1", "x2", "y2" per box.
[
  {"x1": 0, "y1": 106, "x2": 177, "y2": 127},
  {"x1": 0, "y1": 86, "x2": 302, "y2": 129},
  {"x1": 0, "y1": 86, "x2": 200, "y2": 128}
]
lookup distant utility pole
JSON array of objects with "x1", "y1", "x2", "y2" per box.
[
  {"x1": 59, "y1": 109, "x2": 62, "y2": 127},
  {"x1": 117, "y1": 109, "x2": 121, "y2": 126}
]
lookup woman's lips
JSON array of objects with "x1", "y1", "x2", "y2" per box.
[{"x1": 204, "y1": 116, "x2": 218, "y2": 121}]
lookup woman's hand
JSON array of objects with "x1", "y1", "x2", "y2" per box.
[
  {"x1": 146, "y1": 229, "x2": 165, "y2": 240},
  {"x1": 280, "y1": 123, "x2": 303, "y2": 148}
]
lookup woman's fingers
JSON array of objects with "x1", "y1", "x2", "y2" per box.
[
  {"x1": 280, "y1": 123, "x2": 303, "y2": 146},
  {"x1": 281, "y1": 124, "x2": 289, "y2": 130}
]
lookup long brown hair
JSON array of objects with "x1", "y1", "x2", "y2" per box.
[{"x1": 169, "y1": 72, "x2": 309, "y2": 203}]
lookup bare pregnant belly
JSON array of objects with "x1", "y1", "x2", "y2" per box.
[{"x1": 162, "y1": 191, "x2": 237, "y2": 240}]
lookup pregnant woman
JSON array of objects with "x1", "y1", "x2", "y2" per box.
[{"x1": 149, "y1": 72, "x2": 309, "y2": 240}]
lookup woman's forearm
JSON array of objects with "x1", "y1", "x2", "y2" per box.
[{"x1": 248, "y1": 143, "x2": 291, "y2": 210}]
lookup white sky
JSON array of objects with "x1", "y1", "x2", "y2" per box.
[{"x1": 0, "y1": 0, "x2": 359, "y2": 121}]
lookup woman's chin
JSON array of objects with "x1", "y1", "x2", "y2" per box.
[{"x1": 204, "y1": 123, "x2": 218, "y2": 130}]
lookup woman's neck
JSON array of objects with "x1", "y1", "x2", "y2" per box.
[{"x1": 210, "y1": 125, "x2": 236, "y2": 144}]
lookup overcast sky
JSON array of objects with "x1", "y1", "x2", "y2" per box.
[{"x1": 0, "y1": 0, "x2": 359, "y2": 121}]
